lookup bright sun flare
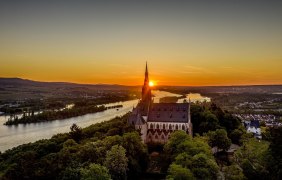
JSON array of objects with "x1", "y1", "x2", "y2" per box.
[{"x1": 149, "y1": 81, "x2": 154, "y2": 87}]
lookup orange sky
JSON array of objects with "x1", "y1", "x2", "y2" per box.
[{"x1": 0, "y1": 1, "x2": 282, "y2": 86}]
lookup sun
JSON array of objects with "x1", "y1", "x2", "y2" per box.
[{"x1": 149, "y1": 81, "x2": 154, "y2": 87}]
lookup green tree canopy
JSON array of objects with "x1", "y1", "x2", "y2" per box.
[
  {"x1": 167, "y1": 164, "x2": 195, "y2": 180},
  {"x1": 80, "y1": 163, "x2": 111, "y2": 180},
  {"x1": 208, "y1": 129, "x2": 231, "y2": 151},
  {"x1": 104, "y1": 145, "x2": 128, "y2": 180}
]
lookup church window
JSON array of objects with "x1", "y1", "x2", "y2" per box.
[
  {"x1": 169, "y1": 124, "x2": 172, "y2": 130},
  {"x1": 148, "y1": 135, "x2": 152, "y2": 142},
  {"x1": 182, "y1": 124, "x2": 185, "y2": 130},
  {"x1": 163, "y1": 124, "x2": 165, "y2": 129},
  {"x1": 156, "y1": 124, "x2": 159, "y2": 129},
  {"x1": 150, "y1": 124, "x2": 153, "y2": 129},
  {"x1": 175, "y1": 124, "x2": 178, "y2": 130}
]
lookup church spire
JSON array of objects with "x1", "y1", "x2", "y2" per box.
[
  {"x1": 144, "y1": 61, "x2": 149, "y2": 86},
  {"x1": 142, "y1": 62, "x2": 151, "y2": 102}
]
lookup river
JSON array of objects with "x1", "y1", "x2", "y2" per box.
[{"x1": 0, "y1": 91, "x2": 208, "y2": 152}]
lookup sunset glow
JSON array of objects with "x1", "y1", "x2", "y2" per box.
[
  {"x1": 149, "y1": 81, "x2": 155, "y2": 87},
  {"x1": 0, "y1": 1, "x2": 282, "y2": 86}
]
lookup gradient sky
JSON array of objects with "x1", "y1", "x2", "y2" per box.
[{"x1": 0, "y1": 0, "x2": 282, "y2": 86}]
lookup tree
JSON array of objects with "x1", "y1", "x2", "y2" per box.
[
  {"x1": 122, "y1": 132, "x2": 149, "y2": 176},
  {"x1": 164, "y1": 131, "x2": 191, "y2": 160},
  {"x1": 174, "y1": 153, "x2": 192, "y2": 169},
  {"x1": 199, "y1": 111, "x2": 219, "y2": 133},
  {"x1": 208, "y1": 129, "x2": 231, "y2": 151},
  {"x1": 61, "y1": 167, "x2": 81, "y2": 180},
  {"x1": 80, "y1": 163, "x2": 111, "y2": 180},
  {"x1": 104, "y1": 145, "x2": 128, "y2": 180},
  {"x1": 229, "y1": 128, "x2": 245, "y2": 145},
  {"x1": 191, "y1": 153, "x2": 219, "y2": 179},
  {"x1": 69, "y1": 123, "x2": 82, "y2": 142},
  {"x1": 222, "y1": 164, "x2": 246, "y2": 180},
  {"x1": 167, "y1": 164, "x2": 195, "y2": 180},
  {"x1": 234, "y1": 138, "x2": 269, "y2": 179},
  {"x1": 268, "y1": 127, "x2": 282, "y2": 179}
]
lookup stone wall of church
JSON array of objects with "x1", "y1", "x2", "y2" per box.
[
  {"x1": 146, "y1": 122, "x2": 191, "y2": 144},
  {"x1": 147, "y1": 122, "x2": 190, "y2": 132}
]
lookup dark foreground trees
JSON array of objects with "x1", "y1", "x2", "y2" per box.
[
  {"x1": 164, "y1": 131, "x2": 219, "y2": 179},
  {"x1": 1, "y1": 103, "x2": 281, "y2": 180},
  {"x1": 0, "y1": 114, "x2": 148, "y2": 180}
]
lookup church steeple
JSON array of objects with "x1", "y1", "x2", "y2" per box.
[
  {"x1": 142, "y1": 62, "x2": 151, "y2": 102},
  {"x1": 144, "y1": 62, "x2": 149, "y2": 86}
]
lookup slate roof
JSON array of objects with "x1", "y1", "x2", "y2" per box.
[
  {"x1": 250, "y1": 120, "x2": 260, "y2": 128},
  {"x1": 137, "y1": 101, "x2": 150, "y2": 116},
  {"x1": 147, "y1": 103, "x2": 189, "y2": 123},
  {"x1": 135, "y1": 114, "x2": 146, "y2": 125}
]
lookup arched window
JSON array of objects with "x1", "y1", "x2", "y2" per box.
[
  {"x1": 150, "y1": 124, "x2": 153, "y2": 129},
  {"x1": 169, "y1": 124, "x2": 172, "y2": 130},
  {"x1": 163, "y1": 124, "x2": 165, "y2": 129},
  {"x1": 175, "y1": 124, "x2": 178, "y2": 130},
  {"x1": 182, "y1": 124, "x2": 185, "y2": 130},
  {"x1": 156, "y1": 124, "x2": 159, "y2": 129},
  {"x1": 148, "y1": 135, "x2": 152, "y2": 142}
]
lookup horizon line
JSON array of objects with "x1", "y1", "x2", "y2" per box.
[{"x1": 1, "y1": 77, "x2": 282, "y2": 87}]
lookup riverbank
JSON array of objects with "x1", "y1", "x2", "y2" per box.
[
  {"x1": 4, "y1": 106, "x2": 104, "y2": 125},
  {"x1": 4, "y1": 104, "x2": 123, "y2": 125}
]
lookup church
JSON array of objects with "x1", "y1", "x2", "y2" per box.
[{"x1": 128, "y1": 63, "x2": 192, "y2": 144}]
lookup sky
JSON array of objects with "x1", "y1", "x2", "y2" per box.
[{"x1": 0, "y1": 0, "x2": 282, "y2": 86}]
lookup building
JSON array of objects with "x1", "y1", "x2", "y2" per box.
[
  {"x1": 244, "y1": 120, "x2": 262, "y2": 139},
  {"x1": 128, "y1": 63, "x2": 192, "y2": 144}
]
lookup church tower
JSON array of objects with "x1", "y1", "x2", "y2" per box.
[{"x1": 141, "y1": 62, "x2": 152, "y2": 103}]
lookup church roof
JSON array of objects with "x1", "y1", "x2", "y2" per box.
[
  {"x1": 148, "y1": 103, "x2": 189, "y2": 123},
  {"x1": 135, "y1": 114, "x2": 146, "y2": 125}
]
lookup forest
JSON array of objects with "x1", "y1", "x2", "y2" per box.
[{"x1": 0, "y1": 103, "x2": 281, "y2": 179}]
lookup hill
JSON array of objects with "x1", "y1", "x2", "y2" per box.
[{"x1": 0, "y1": 78, "x2": 138, "y2": 101}]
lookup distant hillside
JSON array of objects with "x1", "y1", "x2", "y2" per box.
[
  {"x1": 159, "y1": 85, "x2": 282, "y2": 94},
  {"x1": 0, "y1": 78, "x2": 139, "y2": 101},
  {"x1": 0, "y1": 78, "x2": 130, "y2": 89}
]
